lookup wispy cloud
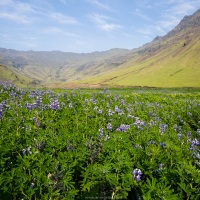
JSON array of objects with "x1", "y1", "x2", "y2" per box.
[
  {"x1": 158, "y1": 16, "x2": 180, "y2": 30},
  {"x1": 132, "y1": 9, "x2": 151, "y2": 21},
  {"x1": 135, "y1": 0, "x2": 153, "y2": 9},
  {"x1": 0, "y1": 0, "x2": 13, "y2": 6},
  {"x1": 49, "y1": 12, "x2": 78, "y2": 24},
  {"x1": 0, "y1": 0, "x2": 36, "y2": 23},
  {"x1": 87, "y1": 0, "x2": 113, "y2": 11},
  {"x1": 0, "y1": 0, "x2": 78, "y2": 25},
  {"x1": 166, "y1": 1, "x2": 196, "y2": 15},
  {"x1": 43, "y1": 27, "x2": 79, "y2": 37},
  {"x1": 157, "y1": 0, "x2": 198, "y2": 32},
  {"x1": 137, "y1": 0, "x2": 200, "y2": 38},
  {"x1": 59, "y1": 0, "x2": 68, "y2": 5},
  {"x1": 136, "y1": 27, "x2": 154, "y2": 36},
  {"x1": 89, "y1": 13, "x2": 122, "y2": 31},
  {"x1": 0, "y1": 12, "x2": 31, "y2": 24}
]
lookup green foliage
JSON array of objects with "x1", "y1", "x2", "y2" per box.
[{"x1": 0, "y1": 83, "x2": 200, "y2": 199}]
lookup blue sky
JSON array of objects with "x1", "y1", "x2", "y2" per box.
[{"x1": 0, "y1": 0, "x2": 200, "y2": 53}]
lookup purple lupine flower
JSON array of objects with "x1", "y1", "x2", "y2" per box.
[
  {"x1": 0, "y1": 109, "x2": 3, "y2": 118},
  {"x1": 35, "y1": 96, "x2": 42, "y2": 107},
  {"x1": 154, "y1": 117, "x2": 161, "y2": 122},
  {"x1": 197, "y1": 129, "x2": 200, "y2": 135},
  {"x1": 127, "y1": 114, "x2": 134, "y2": 118},
  {"x1": 120, "y1": 99, "x2": 125, "y2": 105},
  {"x1": 147, "y1": 140, "x2": 156, "y2": 145},
  {"x1": 116, "y1": 124, "x2": 130, "y2": 132},
  {"x1": 159, "y1": 124, "x2": 167, "y2": 134},
  {"x1": 156, "y1": 163, "x2": 164, "y2": 173},
  {"x1": 36, "y1": 121, "x2": 41, "y2": 128},
  {"x1": 119, "y1": 124, "x2": 126, "y2": 131},
  {"x1": 108, "y1": 109, "x2": 113, "y2": 116},
  {"x1": 148, "y1": 111, "x2": 153, "y2": 117},
  {"x1": 196, "y1": 153, "x2": 200, "y2": 159},
  {"x1": 50, "y1": 100, "x2": 60, "y2": 110},
  {"x1": 177, "y1": 126, "x2": 182, "y2": 133},
  {"x1": 107, "y1": 123, "x2": 112, "y2": 131},
  {"x1": 133, "y1": 118, "x2": 146, "y2": 130},
  {"x1": 173, "y1": 124, "x2": 177, "y2": 131},
  {"x1": 22, "y1": 149, "x2": 27, "y2": 155},
  {"x1": 98, "y1": 128, "x2": 104, "y2": 138},
  {"x1": 191, "y1": 139, "x2": 200, "y2": 146},
  {"x1": 160, "y1": 142, "x2": 166, "y2": 147},
  {"x1": 178, "y1": 133, "x2": 182, "y2": 140},
  {"x1": 92, "y1": 99, "x2": 97, "y2": 105},
  {"x1": 132, "y1": 168, "x2": 142, "y2": 182},
  {"x1": 134, "y1": 145, "x2": 142, "y2": 149},
  {"x1": 63, "y1": 92, "x2": 67, "y2": 99},
  {"x1": 25, "y1": 103, "x2": 33, "y2": 111},
  {"x1": 187, "y1": 131, "x2": 192, "y2": 137},
  {"x1": 159, "y1": 163, "x2": 164, "y2": 169},
  {"x1": 188, "y1": 144, "x2": 194, "y2": 151},
  {"x1": 115, "y1": 105, "x2": 121, "y2": 113},
  {"x1": 98, "y1": 109, "x2": 103, "y2": 114},
  {"x1": 148, "y1": 120, "x2": 155, "y2": 126},
  {"x1": 30, "y1": 183, "x2": 35, "y2": 189},
  {"x1": 27, "y1": 147, "x2": 31, "y2": 152}
]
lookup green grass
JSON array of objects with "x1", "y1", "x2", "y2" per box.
[
  {"x1": 1, "y1": 83, "x2": 200, "y2": 199},
  {"x1": 74, "y1": 33, "x2": 200, "y2": 88},
  {"x1": 0, "y1": 64, "x2": 32, "y2": 87}
]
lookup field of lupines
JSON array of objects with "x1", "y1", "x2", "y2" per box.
[{"x1": 0, "y1": 82, "x2": 200, "y2": 200}]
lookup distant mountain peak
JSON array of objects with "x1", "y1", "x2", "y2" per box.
[
  {"x1": 163, "y1": 9, "x2": 200, "y2": 39},
  {"x1": 153, "y1": 36, "x2": 162, "y2": 41}
]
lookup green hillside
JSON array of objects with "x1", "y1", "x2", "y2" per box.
[
  {"x1": 0, "y1": 64, "x2": 36, "y2": 87},
  {"x1": 75, "y1": 36, "x2": 200, "y2": 87},
  {"x1": 73, "y1": 10, "x2": 200, "y2": 88}
]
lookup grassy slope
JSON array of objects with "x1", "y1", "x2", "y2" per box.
[
  {"x1": 0, "y1": 64, "x2": 32, "y2": 87},
  {"x1": 74, "y1": 29, "x2": 200, "y2": 88}
]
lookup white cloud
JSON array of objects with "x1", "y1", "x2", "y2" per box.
[
  {"x1": 0, "y1": 0, "x2": 12, "y2": 5},
  {"x1": 158, "y1": 16, "x2": 180, "y2": 30},
  {"x1": 0, "y1": 12, "x2": 31, "y2": 23},
  {"x1": 49, "y1": 12, "x2": 78, "y2": 24},
  {"x1": 87, "y1": 0, "x2": 113, "y2": 11},
  {"x1": 0, "y1": 0, "x2": 35, "y2": 23},
  {"x1": 157, "y1": 0, "x2": 199, "y2": 32},
  {"x1": 43, "y1": 27, "x2": 79, "y2": 37},
  {"x1": 132, "y1": 8, "x2": 151, "y2": 21},
  {"x1": 89, "y1": 13, "x2": 122, "y2": 31},
  {"x1": 167, "y1": 1, "x2": 196, "y2": 15},
  {"x1": 136, "y1": 27, "x2": 154, "y2": 36}
]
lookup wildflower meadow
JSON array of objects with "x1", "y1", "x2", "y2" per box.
[{"x1": 0, "y1": 82, "x2": 200, "y2": 199}]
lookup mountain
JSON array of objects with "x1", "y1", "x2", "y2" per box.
[
  {"x1": 75, "y1": 9, "x2": 200, "y2": 88},
  {"x1": 0, "y1": 48, "x2": 133, "y2": 87},
  {"x1": 0, "y1": 9, "x2": 200, "y2": 88}
]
